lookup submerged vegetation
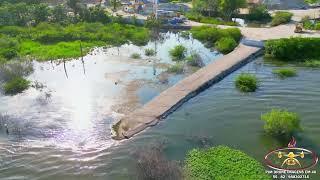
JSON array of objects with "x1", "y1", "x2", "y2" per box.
[
  {"x1": 144, "y1": 48, "x2": 156, "y2": 56},
  {"x1": 186, "y1": 52, "x2": 204, "y2": 67},
  {"x1": 270, "y1": 11, "x2": 293, "y2": 26},
  {"x1": 235, "y1": 73, "x2": 259, "y2": 92},
  {"x1": 0, "y1": 61, "x2": 33, "y2": 95},
  {"x1": 167, "y1": 63, "x2": 184, "y2": 74},
  {"x1": 130, "y1": 53, "x2": 142, "y2": 59},
  {"x1": 261, "y1": 109, "x2": 302, "y2": 137},
  {"x1": 185, "y1": 146, "x2": 270, "y2": 179},
  {"x1": 3, "y1": 76, "x2": 30, "y2": 95},
  {"x1": 303, "y1": 59, "x2": 320, "y2": 67},
  {"x1": 273, "y1": 68, "x2": 297, "y2": 79},
  {"x1": 190, "y1": 26, "x2": 241, "y2": 53},
  {"x1": 169, "y1": 45, "x2": 187, "y2": 61}
]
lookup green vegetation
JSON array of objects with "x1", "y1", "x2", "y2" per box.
[
  {"x1": 265, "y1": 37, "x2": 320, "y2": 61},
  {"x1": 0, "y1": 23, "x2": 150, "y2": 61},
  {"x1": 169, "y1": 45, "x2": 187, "y2": 61},
  {"x1": 190, "y1": 26, "x2": 241, "y2": 53},
  {"x1": 186, "y1": 52, "x2": 204, "y2": 67},
  {"x1": 273, "y1": 68, "x2": 297, "y2": 79},
  {"x1": 167, "y1": 63, "x2": 184, "y2": 74},
  {"x1": 0, "y1": 0, "x2": 150, "y2": 62},
  {"x1": 180, "y1": 31, "x2": 190, "y2": 39},
  {"x1": 185, "y1": 146, "x2": 270, "y2": 180},
  {"x1": 301, "y1": 16, "x2": 320, "y2": 30},
  {"x1": 192, "y1": 0, "x2": 247, "y2": 21},
  {"x1": 305, "y1": 0, "x2": 320, "y2": 4},
  {"x1": 144, "y1": 48, "x2": 156, "y2": 56},
  {"x1": 247, "y1": 5, "x2": 271, "y2": 22},
  {"x1": 271, "y1": 11, "x2": 293, "y2": 26},
  {"x1": 3, "y1": 76, "x2": 30, "y2": 95},
  {"x1": 235, "y1": 73, "x2": 259, "y2": 92},
  {"x1": 185, "y1": 12, "x2": 237, "y2": 26},
  {"x1": 0, "y1": 1, "x2": 111, "y2": 26},
  {"x1": 0, "y1": 61, "x2": 33, "y2": 95},
  {"x1": 215, "y1": 37, "x2": 237, "y2": 54},
  {"x1": 303, "y1": 59, "x2": 320, "y2": 67},
  {"x1": 130, "y1": 53, "x2": 141, "y2": 59},
  {"x1": 261, "y1": 109, "x2": 302, "y2": 137}
]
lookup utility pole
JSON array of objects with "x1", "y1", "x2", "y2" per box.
[{"x1": 154, "y1": 0, "x2": 158, "y2": 19}]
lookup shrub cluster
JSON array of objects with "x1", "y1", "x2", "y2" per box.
[
  {"x1": 271, "y1": 11, "x2": 293, "y2": 26},
  {"x1": 265, "y1": 37, "x2": 320, "y2": 61},
  {"x1": 186, "y1": 52, "x2": 204, "y2": 67},
  {"x1": 3, "y1": 76, "x2": 30, "y2": 95},
  {"x1": 167, "y1": 63, "x2": 184, "y2": 74},
  {"x1": 190, "y1": 26, "x2": 242, "y2": 54},
  {"x1": 247, "y1": 5, "x2": 271, "y2": 22},
  {"x1": 169, "y1": 45, "x2": 187, "y2": 61},
  {"x1": 235, "y1": 73, "x2": 259, "y2": 92},
  {"x1": 215, "y1": 37, "x2": 237, "y2": 54},
  {"x1": 130, "y1": 53, "x2": 141, "y2": 59},
  {"x1": 261, "y1": 109, "x2": 302, "y2": 137},
  {"x1": 144, "y1": 48, "x2": 156, "y2": 56},
  {"x1": 185, "y1": 146, "x2": 270, "y2": 179},
  {"x1": 301, "y1": 16, "x2": 320, "y2": 30}
]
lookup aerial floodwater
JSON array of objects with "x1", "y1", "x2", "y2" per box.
[
  {"x1": 0, "y1": 32, "x2": 221, "y2": 179},
  {"x1": 1, "y1": 40, "x2": 320, "y2": 178}
]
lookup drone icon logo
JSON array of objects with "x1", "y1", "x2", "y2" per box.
[{"x1": 264, "y1": 137, "x2": 318, "y2": 171}]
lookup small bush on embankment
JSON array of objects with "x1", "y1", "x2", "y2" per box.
[
  {"x1": 169, "y1": 45, "x2": 187, "y2": 61},
  {"x1": 271, "y1": 11, "x2": 293, "y2": 26},
  {"x1": 215, "y1": 37, "x2": 237, "y2": 54},
  {"x1": 190, "y1": 26, "x2": 242, "y2": 53},
  {"x1": 265, "y1": 37, "x2": 320, "y2": 61},
  {"x1": 235, "y1": 73, "x2": 259, "y2": 92},
  {"x1": 185, "y1": 146, "x2": 271, "y2": 180},
  {"x1": 3, "y1": 76, "x2": 30, "y2": 95},
  {"x1": 261, "y1": 109, "x2": 302, "y2": 137},
  {"x1": 272, "y1": 68, "x2": 297, "y2": 79}
]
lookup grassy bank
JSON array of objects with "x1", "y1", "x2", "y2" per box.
[
  {"x1": 265, "y1": 37, "x2": 320, "y2": 61},
  {"x1": 0, "y1": 22, "x2": 150, "y2": 61}
]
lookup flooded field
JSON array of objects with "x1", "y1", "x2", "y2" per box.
[
  {"x1": 0, "y1": 32, "x2": 221, "y2": 179},
  {"x1": 105, "y1": 57, "x2": 320, "y2": 179}
]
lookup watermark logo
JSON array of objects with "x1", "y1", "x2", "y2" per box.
[{"x1": 264, "y1": 137, "x2": 318, "y2": 171}]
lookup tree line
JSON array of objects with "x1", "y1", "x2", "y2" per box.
[
  {"x1": 0, "y1": 0, "x2": 111, "y2": 26},
  {"x1": 192, "y1": 0, "x2": 247, "y2": 21}
]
